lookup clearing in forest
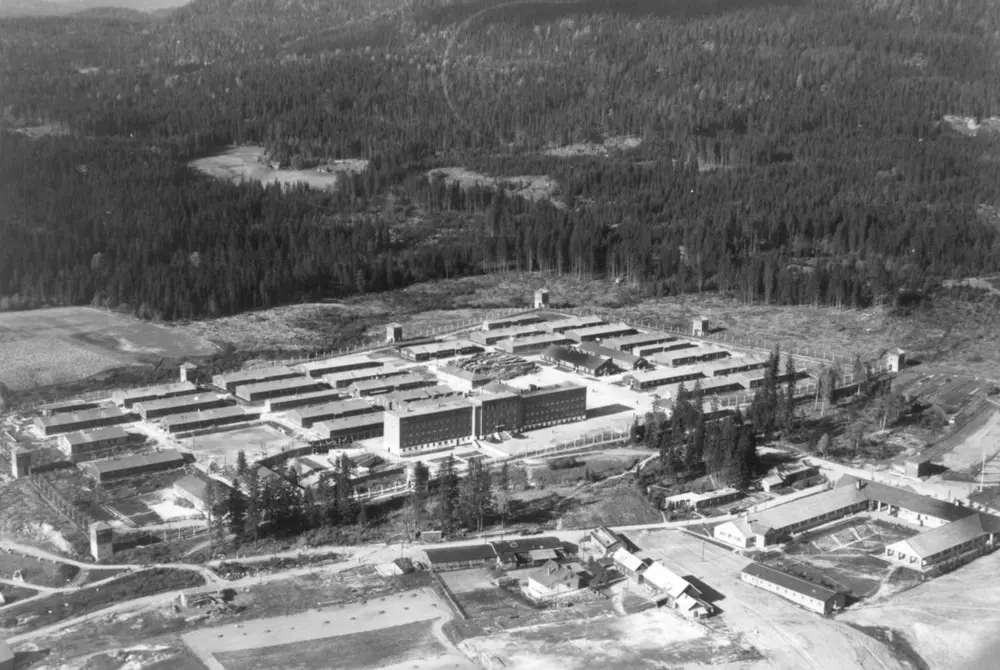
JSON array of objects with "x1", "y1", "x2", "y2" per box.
[
  {"x1": 427, "y1": 167, "x2": 563, "y2": 207},
  {"x1": 189, "y1": 146, "x2": 369, "y2": 192}
]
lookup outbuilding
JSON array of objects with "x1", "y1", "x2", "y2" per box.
[
  {"x1": 424, "y1": 545, "x2": 497, "y2": 571},
  {"x1": 740, "y1": 562, "x2": 845, "y2": 615}
]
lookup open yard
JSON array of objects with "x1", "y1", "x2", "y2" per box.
[
  {"x1": 842, "y1": 548, "x2": 1000, "y2": 670},
  {"x1": 0, "y1": 307, "x2": 216, "y2": 391},
  {"x1": 180, "y1": 423, "x2": 306, "y2": 465},
  {"x1": 438, "y1": 567, "x2": 495, "y2": 595},
  {"x1": 184, "y1": 588, "x2": 474, "y2": 670},
  {"x1": 460, "y1": 607, "x2": 759, "y2": 670},
  {"x1": 189, "y1": 146, "x2": 368, "y2": 192},
  {"x1": 559, "y1": 485, "x2": 663, "y2": 529},
  {"x1": 626, "y1": 528, "x2": 913, "y2": 669}
]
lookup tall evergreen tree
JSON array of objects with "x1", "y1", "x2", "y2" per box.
[{"x1": 436, "y1": 455, "x2": 460, "y2": 535}]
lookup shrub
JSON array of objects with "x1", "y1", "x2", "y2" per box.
[{"x1": 548, "y1": 457, "x2": 584, "y2": 471}]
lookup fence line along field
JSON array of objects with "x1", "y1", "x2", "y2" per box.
[
  {"x1": 183, "y1": 587, "x2": 475, "y2": 670},
  {"x1": 0, "y1": 307, "x2": 216, "y2": 391}
]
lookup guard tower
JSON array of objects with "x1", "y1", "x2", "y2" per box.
[
  {"x1": 534, "y1": 289, "x2": 550, "y2": 309},
  {"x1": 386, "y1": 323, "x2": 403, "y2": 344},
  {"x1": 179, "y1": 362, "x2": 198, "y2": 384},
  {"x1": 886, "y1": 349, "x2": 906, "y2": 373},
  {"x1": 692, "y1": 316, "x2": 709, "y2": 337},
  {"x1": 89, "y1": 521, "x2": 114, "y2": 561},
  {"x1": 11, "y1": 448, "x2": 30, "y2": 479}
]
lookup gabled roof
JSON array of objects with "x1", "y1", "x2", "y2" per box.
[
  {"x1": 425, "y1": 544, "x2": 497, "y2": 564},
  {"x1": 888, "y1": 513, "x2": 997, "y2": 559},
  {"x1": 540, "y1": 345, "x2": 612, "y2": 372},
  {"x1": 578, "y1": 341, "x2": 643, "y2": 367},
  {"x1": 642, "y1": 562, "x2": 690, "y2": 599},
  {"x1": 750, "y1": 483, "x2": 867, "y2": 532},
  {"x1": 837, "y1": 476, "x2": 975, "y2": 523},
  {"x1": 528, "y1": 560, "x2": 582, "y2": 589},
  {"x1": 174, "y1": 474, "x2": 230, "y2": 502},
  {"x1": 491, "y1": 536, "x2": 563, "y2": 557},
  {"x1": 61, "y1": 426, "x2": 130, "y2": 445},
  {"x1": 611, "y1": 548, "x2": 645, "y2": 573},
  {"x1": 742, "y1": 562, "x2": 839, "y2": 601},
  {"x1": 715, "y1": 519, "x2": 755, "y2": 539}
]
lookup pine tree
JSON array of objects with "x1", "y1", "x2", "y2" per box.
[
  {"x1": 236, "y1": 449, "x2": 248, "y2": 477},
  {"x1": 408, "y1": 461, "x2": 430, "y2": 534},
  {"x1": 494, "y1": 462, "x2": 511, "y2": 529},
  {"x1": 244, "y1": 466, "x2": 260, "y2": 542},
  {"x1": 436, "y1": 455, "x2": 460, "y2": 535},
  {"x1": 227, "y1": 479, "x2": 246, "y2": 540}
]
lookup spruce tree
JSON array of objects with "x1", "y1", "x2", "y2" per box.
[
  {"x1": 236, "y1": 449, "x2": 248, "y2": 477},
  {"x1": 436, "y1": 455, "x2": 460, "y2": 535}
]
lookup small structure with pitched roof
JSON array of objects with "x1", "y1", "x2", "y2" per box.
[
  {"x1": 525, "y1": 560, "x2": 588, "y2": 599},
  {"x1": 741, "y1": 562, "x2": 845, "y2": 615}
]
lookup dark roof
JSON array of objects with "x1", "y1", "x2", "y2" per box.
[
  {"x1": 490, "y1": 536, "x2": 563, "y2": 557},
  {"x1": 837, "y1": 476, "x2": 974, "y2": 523},
  {"x1": 578, "y1": 341, "x2": 643, "y2": 366},
  {"x1": 83, "y1": 449, "x2": 185, "y2": 474},
  {"x1": 62, "y1": 426, "x2": 130, "y2": 445},
  {"x1": 540, "y1": 345, "x2": 612, "y2": 372},
  {"x1": 741, "y1": 562, "x2": 840, "y2": 601},
  {"x1": 424, "y1": 544, "x2": 498, "y2": 564}
]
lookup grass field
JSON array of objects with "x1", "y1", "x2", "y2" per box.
[
  {"x1": 190, "y1": 146, "x2": 367, "y2": 192},
  {"x1": 560, "y1": 486, "x2": 662, "y2": 529},
  {"x1": 186, "y1": 588, "x2": 474, "y2": 670},
  {"x1": 181, "y1": 423, "x2": 306, "y2": 465},
  {"x1": 0, "y1": 307, "x2": 215, "y2": 391},
  {"x1": 439, "y1": 568, "x2": 495, "y2": 595},
  {"x1": 0, "y1": 551, "x2": 78, "y2": 588}
]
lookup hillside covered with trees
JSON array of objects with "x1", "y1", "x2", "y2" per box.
[{"x1": 1, "y1": 0, "x2": 999, "y2": 319}]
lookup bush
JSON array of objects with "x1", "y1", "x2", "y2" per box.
[
  {"x1": 548, "y1": 457, "x2": 584, "y2": 471},
  {"x1": 56, "y1": 564, "x2": 80, "y2": 583}
]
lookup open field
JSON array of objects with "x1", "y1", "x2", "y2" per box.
[
  {"x1": 189, "y1": 146, "x2": 368, "y2": 192},
  {"x1": 427, "y1": 167, "x2": 562, "y2": 207},
  {"x1": 842, "y1": 548, "x2": 1000, "y2": 670},
  {"x1": 460, "y1": 607, "x2": 759, "y2": 670},
  {"x1": 626, "y1": 528, "x2": 913, "y2": 669},
  {"x1": 543, "y1": 135, "x2": 641, "y2": 158},
  {"x1": 0, "y1": 551, "x2": 78, "y2": 588},
  {"x1": 185, "y1": 588, "x2": 474, "y2": 670},
  {"x1": 439, "y1": 567, "x2": 495, "y2": 595},
  {"x1": 181, "y1": 423, "x2": 305, "y2": 465},
  {"x1": 0, "y1": 307, "x2": 216, "y2": 391},
  {"x1": 560, "y1": 486, "x2": 662, "y2": 529}
]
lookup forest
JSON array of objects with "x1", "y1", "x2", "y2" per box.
[{"x1": 1, "y1": 0, "x2": 999, "y2": 319}]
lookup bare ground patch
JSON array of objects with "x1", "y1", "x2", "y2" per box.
[
  {"x1": 543, "y1": 135, "x2": 642, "y2": 158},
  {"x1": 189, "y1": 146, "x2": 368, "y2": 192},
  {"x1": 428, "y1": 167, "x2": 562, "y2": 207}
]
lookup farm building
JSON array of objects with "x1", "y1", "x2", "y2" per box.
[
  {"x1": 760, "y1": 462, "x2": 821, "y2": 492},
  {"x1": 80, "y1": 449, "x2": 188, "y2": 483},
  {"x1": 212, "y1": 366, "x2": 299, "y2": 393},
  {"x1": 112, "y1": 381, "x2": 199, "y2": 409},
  {"x1": 435, "y1": 365, "x2": 491, "y2": 392},
  {"x1": 481, "y1": 312, "x2": 544, "y2": 331},
  {"x1": 604, "y1": 332, "x2": 679, "y2": 354},
  {"x1": 323, "y1": 366, "x2": 406, "y2": 389},
  {"x1": 662, "y1": 487, "x2": 740, "y2": 511},
  {"x1": 424, "y1": 544, "x2": 498, "y2": 571},
  {"x1": 525, "y1": 561, "x2": 589, "y2": 600},
  {"x1": 625, "y1": 367, "x2": 705, "y2": 392},
  {"x1": 470, "y1": 390, "x2": 522, "y2": 437},
  {"x1": 383, "y1": 399, "x2": 473, "y2": 455},
  {"x1": 134, "y1": 393, "x2": 229, "y2": 420},
  {"x1": 740, "y1": 563, "x2": 845, "y2": 615},
  {"x1": 611, "y1": 547, "x2": 646, "y2": 579},
  {"x1": 399, "y1": 340, "x2": 484, "y2": 361},
  {"x1": 579, "y1": 527, "x2": 625, "y2": 561},
  {"x1": 470, "y1": 325, "x2": 547, "y2": 347},
  {"x1": 263, "y1": 389, "x2": 344, "y2": 413},
  {"x1": 314, "y1": 413, "x2": 385, "y2": 444},
  {"x1": 539, "y1": 345, "x2": 616, "y2": 376},
  {"x1": 641, "y1": 562, "x2": 713, "y2": 618},
  {"x1": 35, "y1": 407, "x2": 132, "y2": 437},
  {"x1": 577, "y1": 342, "x2": 650, "y2": 370},
  {"x1": 158, "y1": 405, "x2": 260, "y2": 434},
  {"x1": 564, "y1": 323, "x2": 638, "y2": 343},
  {"x1": 497, "y1": 333, "x2": 572, "y2": 355},
  {"x1": 58, "y1": 427, "x2": 144, "y2": 462},
  {"x1": 519, "y1": 382, "x2": 587, "y2": 430},
  {"x1": 235, "y1": 377, "x2": 329, "y2": 403},
  {"x1": 287, "y1": 398, "x2": 378, "y2": 429},
  {"x1": 884, "y1": 512, "x2": 1000, "y2": 572},
  {"x1": 349, "y1": 373, "x2": 434, "y2": 398},
  {"x1": 491, "y1": 536, "x2": 565, "y2": 568},
  {"x1": 713, "y1": 519, "x2": 757, "y2": 549},
  {"x1": 890, "y1": 457, "x2": 933, "y2": 480},
  {"x1": 173, "y1": 474, "x2": 233, "y2": 516},
  {"x1": 382, "y1": 385, "x2": 457, "y2": 411},
  {"x1": 543, "y1": 315, "x2": 605, "y2": 334},
  {"x1": 295, "y1": 356, "x2": 383, "y2": 379}
]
